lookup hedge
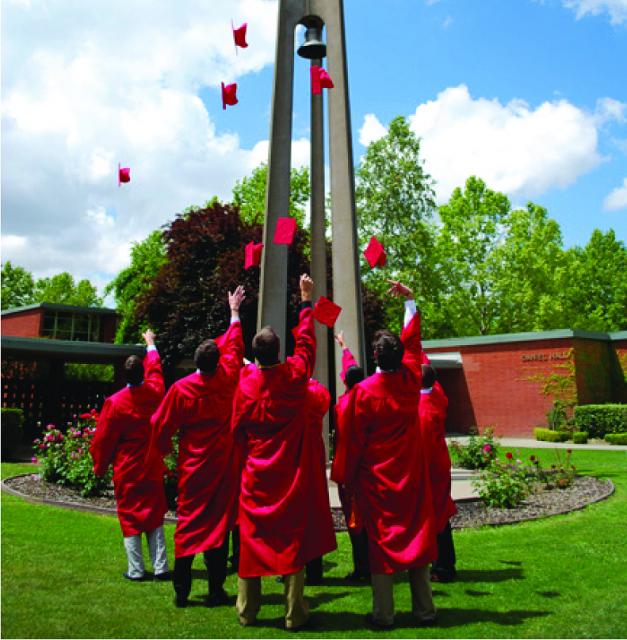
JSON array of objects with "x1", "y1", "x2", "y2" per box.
[
  {"x1": 534, "y1": 428, "x2": 570, "y2": 443},
  {"x1": 572, "y1": 431, "x2": 588, "y2": 444},
  {"x1": 574, "y1": 404, "x2": 627, "y2": 438},
  {"x1": 605, "y1": 433, "x2": 627, "y2": 445},
  {"x1": 1, "y1": 407, "x2": 24, "y2": 460}
]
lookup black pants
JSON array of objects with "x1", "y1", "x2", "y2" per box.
[
  {"x1": 305, "y1": 556, "x2": 323, "y2": 584},
  {"x1": 229, "y1": 526, "x2": 240, "y2": 573},
  {"x1": 349, "y1": 528, "x2": 370, "y2": 577},
  {"x1": 431, "y1": 521, "x2": 456, "y2": 577},
  {"x1": 173, "y1": 533, "x2": 230, "y2": 600}
]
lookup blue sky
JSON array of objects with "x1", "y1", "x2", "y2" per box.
[{"x1": 2, "y1": 0, "x2": 626, "y2": 295}]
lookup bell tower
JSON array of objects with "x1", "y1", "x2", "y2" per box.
[{"x1": 258, "y1": 0, "x2": 365, "y2": 423}]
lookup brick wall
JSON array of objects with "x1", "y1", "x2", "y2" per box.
[
  {"x1": 1, "y1": 310, "x2": 42, "y2": 338},
  {"x1": 427, "y1": 338, "x2": 577, "y2": 437}
]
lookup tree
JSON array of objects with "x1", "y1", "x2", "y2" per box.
[
  {"x1": 435, "y1": 176, "x2": 511, "y2": 336},
  {"x1": 232, "y1": 163, "x2": 311, "y2": 227},
  {"x1": 105, "y1": 231, "x2": 167, "y2": 343},
  {"x1": 33, "y1": 273, "x2": 102, "y2": 307},
  {"x1": 355, "y1": 116, "x2": 440, "y2": 335},
  {"x1": 492, "y1": 203, "x2": 568, "y2": 333},
  {"x1": 1, "y1": 261, "x2": 35, "y2": 309},
  {"x1": 136, "y1": 202, "x2": 310, "y2": 369},
  {"x1": 562, "y1": 229, "x2": 627, "y2": 332}
]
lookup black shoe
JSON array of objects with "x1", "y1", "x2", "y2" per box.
[
  {"x1": 154, "y1": 571, "x2": 172, "y2": 582},
  {"x1": 205, "y1": 588, "x2": 229, "y2": 607},
  {"x1": 174, "y1": 594, "x2": 188, "y2": 608},
  {"x1": 365, "y1": 613, "x2": 394, "y2": 631},
  {"x1": 123, "y1": 572, "x2": 144, "y2": 582}
]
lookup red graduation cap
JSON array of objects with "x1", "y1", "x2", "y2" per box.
[
  {"x1": 313, "y1": 296, "x2": 342, "y2": 328},
  {"x1": 232, "y1": 22, "x2": 248, "y2": 49},
  {"x1": 221, "y1": 82, "x2": 238, "y2": 110},
  {"x1": 118, "y1": 163, "x2": 130, "y2": 186},
  {"x1": 364, "y1": 236, "x2": 386, "y2": 268},
  {"x1": 273, "y1": 217, "x2": 297, "y2": 245},
  {"x1": 310, "y1": 65, "x2": 334, "y2": 95},
  {"x1": 244, "y1": 241, "x2": 263, "y2": 269}
]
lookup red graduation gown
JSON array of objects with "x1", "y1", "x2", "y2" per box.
[
  {"x1": 334, "y1": 313, "x2": 437, "y2": 574},
  {"x1": 91, "y1": 350, "x2": 167, "y2": 537},
  {"x1": 419, "y1": 382, "x2": 457, "y2": 532},
  {"x1": 149, "y1": 322, "x2": 244, "y2": 558},
  {"x1": 232, "y1": 306, "x2": 335, "y2": 578}
]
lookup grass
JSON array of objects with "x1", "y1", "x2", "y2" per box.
[{"x1": 2, "y1": 448, "x2": 627, "y2": 638}]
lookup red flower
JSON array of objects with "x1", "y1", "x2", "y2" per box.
[
  {"x1": 530, "y1": 455, "x2": 536, "y2": 462},
  {"x1": 482, "y1": 444, "x2": 492, "y2": 454},
  {"x1": 505, "y1": 452, "x2": 513, "y2": 460},
  {"x1": 567, "y1": 448, "x2": 572, "y2": 454}
]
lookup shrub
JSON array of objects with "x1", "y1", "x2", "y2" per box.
[
  {"x1": 473, "y1": 458, "x2": 531, "y2": 509},
  {"x1": 574, "y1": 404, "x2": 627, "y2": 438},
  {"x1": 605, "y1": 433, "x2": 627, "y2": 445},
  {"x1": 32, "y1": 411, "x2": 112, "y2": 496},
  {"x1": 534, "y1": 428, "x2": 570, "y2": 443},
  {"x1": 527, "y1": 450, "x2": 576, "y2": 490},
  {"x1": 1, "y1": 407, "x2": 24, "y2": 460},
  {"x1": 572, "y1": 431, "x2": 588, "y2": 444},
  {"x1": 450, "y1": 428, "x2": 499, "y2": 470},
  {"x1": 547, "y1": 400, "x2": 569, "y2": 431}
]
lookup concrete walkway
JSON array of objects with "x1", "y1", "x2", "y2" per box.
[{"x1": 448, "y1": 436, "x2": 627, "y2": 452}]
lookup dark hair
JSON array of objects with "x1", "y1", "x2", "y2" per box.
[
  {"x1": 252, "y1": 325, "x2": 280, "y2": 366},
  {"x1": 124, "y1": 355, "x2": 144, "y2": 386},
  {"x1": 421, "y1": 364, "x2": 437, "y2": 389},
  {"x1": 194, "y1": 339, "x2": 220, "y2": 373},
  {"x1": 373, "y1": 330, "x2": 404, "y2": 371},
  {"x1": 345, "y1": 365, "x2": 365, "y2": 390}
]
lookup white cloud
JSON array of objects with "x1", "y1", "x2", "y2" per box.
[
  {"x1": 595, "y1": 97, "x2": 627, "y2": 124},
  {"x1": 563, "y1": 0, "x2": 627, "y2": 25},
  {"x1": 359, "y1": 113, "x2": 388, "y2": 147},
  {"x1": 604, "y1": 177, "x2": 627, "y2": 210},
  {"x1": 1, "y1": 0, "x2": 279, "y2": 290},
  {"x1": 394, "y1": 84, "x2": 607, "y2": 202}
]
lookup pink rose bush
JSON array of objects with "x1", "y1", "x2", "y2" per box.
[{"x1": 32, "y1": 410, "x2": 111, "y2": 496}]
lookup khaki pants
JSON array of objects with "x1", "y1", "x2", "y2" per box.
[
  {"x1": 236, "y1": 568, "x2": 309, "y2": 629},
  {"x1": 371, "y1": 565, "x2": 436, "y2": 625}
]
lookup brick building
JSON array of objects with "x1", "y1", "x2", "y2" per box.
[{"x1": 424, "y1": 329, "x2": 627, "y2": 437}]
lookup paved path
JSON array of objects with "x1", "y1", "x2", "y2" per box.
[{"x1": 448, "y1": 436, "x2": 627, "y2": 452}]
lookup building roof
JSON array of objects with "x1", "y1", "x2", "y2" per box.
[
  {"x1": 1, "y1": 335, "x2": 143, "y2": 363},
  {"x1": 422, "y1": 328, "x2": 617, "y2": 349},
  {"x1": 1, "y1": 302, "x2": 117, "y2": 317}
]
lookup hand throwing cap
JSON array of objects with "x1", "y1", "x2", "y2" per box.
[
  {"x1": 118, "y1": 163, "x2": 131, "y2": 186},
  {"x1": 233, "y1": 22, "x2": 248, "y2": 48},
  {"x1": 273, "y1": 217, "x2": 297, "y2": 245},
  {"x1": 364, "y1": 236, "x2": 386, "y2": 268},
  {"x1": 244, "y1": 241, "x2": 263, "y2": 269},
  {"x1": 221, "y1": 82, "x2": 238, "y2": 109},
  {"x1": 313, "y1": 296, "x2": 342, "y2": 328},
  {"x1": 310, "y1": 65, "x2": 334, "y2": 95}
]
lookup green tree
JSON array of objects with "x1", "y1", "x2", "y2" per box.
[
  {"x1": 1, "y1": 261, "x2": 35, "y2": 309},
  {"x1": 33, "y1": 273, "x2": 102, "y2": 307},
  {"x1": 562, "y1": 229, "x2": 627, "y2": 332},
  {"x1": 436, "y1": 176, "x2": 511, "y2": 336},
  {"x1": 232, "y1": 163, "x2": 311, "y2": 227},
  {"x1": 104, "y1": 231, "x2": 167, "y2": 343},
  {"x1": 493, "y1": 203, "x2": 568, "y2": 332},
  {"x1": 355, "y1": 116, "x2": 439, "y2": 334}
]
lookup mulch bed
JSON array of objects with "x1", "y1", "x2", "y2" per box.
[{"x1": 2, "y1": 473, "x2": 614, "y2": 531}]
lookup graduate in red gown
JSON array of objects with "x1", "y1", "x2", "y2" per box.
[
  {"x1": 419, "y1": 362, "x2": 457, "y2": 581},
  {"x1": 330, "y1": 331, "x2": 369, "y2": 582},
  {"x1": 232, "y1": 274, "x2": 336, "y2": 630},
  {"x1": 333, "y1": 280, "x2": 438, "y2": 630},
  {"x1": 91, "y1": 329, "x2": 169, "y2": 582},
  {"x1": 149, "y1": 286, "x2": 245, "y2": 608}
]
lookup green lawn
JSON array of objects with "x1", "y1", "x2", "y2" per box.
[{"x1": 2, "y1": 449, "x2": 626, "y2": 638}]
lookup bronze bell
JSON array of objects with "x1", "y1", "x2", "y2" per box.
[{"x1": 297, "y1": 26, "x2": 327, "y2": 60}]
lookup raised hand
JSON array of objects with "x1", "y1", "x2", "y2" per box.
[
  {"x1": 335, "y1": 331, "x2": 347, "y2": 349},
  {"x1": 386, "y1": 279, "x2": 413, "y2": 299},
  {"x1": 300, "y1": 274, "x2": 314, "y2": 302},
  {"x1": 229, "y1": 285, "x2": 246, "y2": 312},
  {"x1": 142, "y1": 329, "x2": 156, "y2": 346}
]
